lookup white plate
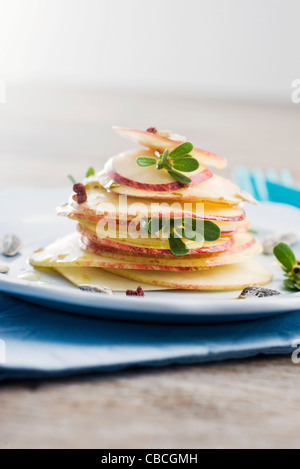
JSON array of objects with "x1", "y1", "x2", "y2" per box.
[{"x1": 0, "y1": 188, "x2": 299, "y2": 323}]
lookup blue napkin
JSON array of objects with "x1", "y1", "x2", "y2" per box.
[
  {"x1": 0, "y1": 293, "x2": 298, "y2": 381},
  {"x1": 233, "y1": 167, "x2": 300, "y2": 208},
  {"x1": 266, "y1": 181, "x2": 300, "y2": 209}
]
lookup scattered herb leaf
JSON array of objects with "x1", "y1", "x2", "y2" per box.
[
  {"x1": 274, "y1": 242, "x2": 300, "y2": 291},
  {"x1": 274, "y1": 243, "x2": 297, "y2": 271}
]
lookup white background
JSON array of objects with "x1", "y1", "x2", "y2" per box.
[{"x1": 0, "y1": 0, "x2": 299, "y2": 100}]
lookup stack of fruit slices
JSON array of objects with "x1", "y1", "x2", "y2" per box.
[{"x1": 30, "y1": 127, "x2": 273, "y2": 292}]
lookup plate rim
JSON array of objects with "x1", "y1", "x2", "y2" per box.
[{"x1": 0, "y1": 272, "x2": 300, "y2": 317}]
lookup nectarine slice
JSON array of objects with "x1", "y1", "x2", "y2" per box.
[
  {"x1": 56, "y1": 266, "x2": 166, "y2": 291},
  {"x1": 65, "y1": 206, "x2": 249, "y2": 238},
  {"x1": 77, "y1": 222, "x2": 234, "y2": 255},
  {"x1": 97, "y1": 171, "x2": 257, "y2": 206},
  {"x1": 58, "y1": 184, "x2": 247, "y2": 222},
  {"x1": 105, "y1": 149, "x2": 213, "y2": 191},
  {"x1": 81, "y1": 233, "x2": 262, "y2": 270},
  {"x1": 113, "y1": 126, "x2": 227, "y2": 169},
  {"x1": 104, "y1": 260, "x2": 273, "y2": 291},
  {"x1": 30, "y1": 232, "x2": 262, "y2": 272}
]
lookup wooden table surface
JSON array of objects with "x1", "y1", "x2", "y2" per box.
[{"x1": 0, "y1": 86, "x2": 299, "y2": 449}]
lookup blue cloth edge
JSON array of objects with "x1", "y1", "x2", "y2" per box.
[{"x1": 0, "y1": 345, "x2": 292, "y2": 382}]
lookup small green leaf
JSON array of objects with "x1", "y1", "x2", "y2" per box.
[
  {"x1": 168, "y1": 170, "x2": 192, "y2": 185},
  {"x1": 172, "y1": 217, "x2": 204, "y2": 243},
  {"x1": 274, "y1": 243, "x2": 297, "y2": 271},
  {"x1": 181, "y1": 217, "x2": 203, "y2": 242},
  {"x1": 204, "y1": 221, "x2": 221, "y2": 242},
  {"x1": 157, "y1": 150, "x2": 169, "y2": 170},
  {"x1": 169, "y1": 234, "x2": 190, "y2": 256},
  {"x1": 182, "y1": 217, "x2": 195, "y2": 227},
  {"x1": 184, "y1": 230, "x2": 204, "y2": 243},
  {"x1": 156, "y1": 156, "x2": 163, "y2": 170},
  {"x1": 140, "y1": 218, "x2": 149, "y2": 234},
  {"x1": 248, "y1": 229, "x2": 258, "y2": 235},
  {"x1": 161, "y1": 149, "x2": 169, "y2": 166},
  {"x1": 284, "y1": 279, "x2": 298, "y2": 291},
  {"x1": 86, "y1": 167, "x2": 95, "y2": 178},
  {"x1": 173, "y1": 217, "x2": 183, "y2": 230},
  {"x1": 169, "y1": 142, "x2": 194, "y2": 159},
  {"x1": 172, "y1": 154, "x2": 194, "y2": 160},
  {"x1": 172, "y1": 157, "x2": 199, "y2": 173},
  {"x1": 136, "y1": 157, "x2": 157, "y2": 167},
  {"x1": 148, "y1": 218, "x2": 163, "y2": 235},
  {"x1": 68, "y1": 174, "x2": 76, "y2": 185},
  {"x1": 173, "y1": 220, "x2": 185, "y2": 239}
]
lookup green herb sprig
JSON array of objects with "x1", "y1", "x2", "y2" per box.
[
  {"x1": 67, "y1": 174, "x2": 77, "y2": 185},
  {"x1": 141, "y1": 217, "x2": 221, "y2": 256},
  {"x1": 85, "y1": 167, "x2": 95, "y2": 178},
  {"x1": 274, "y1": 242, "x2": 300, "y2": 291},
  {"x1": 67, "y1": 167, "x2": 95, "y2": 185},
  {"x1": 136, "y1": 142, "x2": 199, "y2": 185}
]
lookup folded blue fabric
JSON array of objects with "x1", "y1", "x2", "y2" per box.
[
  {"x1": 0, "y1": 293, "x2": 299, "y2": 381},
  {"x1": 266, "y1": 181, "x2": 300, "y2": 209}
]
